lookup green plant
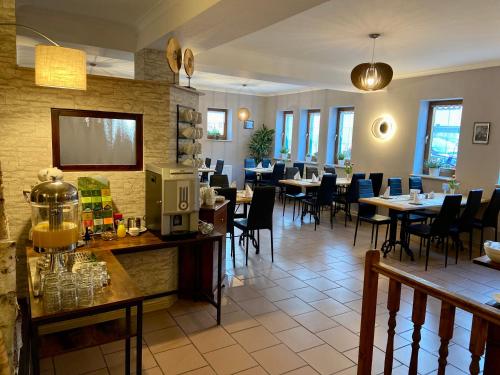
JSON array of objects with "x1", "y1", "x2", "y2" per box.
[
  {"x1": 338, "y1": 152, "x2": 346, "y2": 160},
  {"x1": 208, "y1": 129, "x2": 221, "y2": 138},
  {"x1": 279, "y1": 146, "x2": 289, "y2": 154},
  {"x1": 448, "y1": 175, "x2": 460, "y2": 190},
  {"x1": 424, "y1": 159, "x2": 441, "y2": 169},
  {"x1": 248, "y1": 124, "x2": 275, "y2": 163},
  {"x1": 344, "y1": 165, "x2": 353, "y2": 175}
]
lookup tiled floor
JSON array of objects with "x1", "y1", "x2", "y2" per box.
[{"x1": 41, "y1": 202, "x2": 500, "y2": 374}]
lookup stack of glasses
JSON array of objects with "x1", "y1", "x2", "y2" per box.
[{"x1": 40, "y1": 261, "x2": 109, "y2": 313}]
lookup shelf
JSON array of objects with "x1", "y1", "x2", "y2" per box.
[{"x1": 410, "y1": 174, "x2": 453, "y2": 182}]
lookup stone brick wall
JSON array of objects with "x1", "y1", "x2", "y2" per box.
[{"x1": 135, "y1": 48, "x2": 179, "y2": 84}]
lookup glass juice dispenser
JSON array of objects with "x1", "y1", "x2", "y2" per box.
[{"x1": 30, "y1": 177, "x2": 79, "y2": 258}]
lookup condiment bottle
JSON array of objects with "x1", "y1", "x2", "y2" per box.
[{"x1": 116, "y1": 221, "x2": 126, "y2": 238}]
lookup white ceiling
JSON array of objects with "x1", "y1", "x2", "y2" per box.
[{"x1": 14, "y1": 0, "x2": 500, "y2": 94}]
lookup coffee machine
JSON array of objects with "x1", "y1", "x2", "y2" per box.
[{"x1": 145, "y1": 163, "x2": 199, "y2": 237}]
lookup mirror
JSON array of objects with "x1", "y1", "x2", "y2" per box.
[{"x1": 51, "y1": 109, "x2": 143, "y2": 171}]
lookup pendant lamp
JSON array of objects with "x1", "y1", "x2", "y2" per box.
[{"x1": 237, "y1": 84, "x2": 251, "y2": 121}]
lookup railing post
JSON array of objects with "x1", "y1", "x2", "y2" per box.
[
  {"x1": 385, "y1": 279, "x2": 401, "y2": 375},
  {"x1": 469, "y1": 316, "x2": 488, "y2": 375},
  {"x1": 357, "y1": 250, "x2": 380, "y2": 375},
  {"x1": 409, "y1": 290, "x2": 427, "y2": 375},
  {"x1": 437, "y1": 302, "x2": 455, "y2": 375}
]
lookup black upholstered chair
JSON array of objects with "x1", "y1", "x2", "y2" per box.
[
  {"x1": 473, "y1": 188, "x2": 500, "y2": 253},
  {"x1": 409, "y1": 176, "x2": 424, "y2": 193},
  {"x1": 305, "y1": 166, "x2": 319, "y2": 179},
  {"x1": 334, "y1": 173, "x2": 366, "y2": 226},
  {"x1": 259, "y1": 163, "x2": 285, "y2": 187},
  {"x1": 353, "y1": 179, "x2": 391, "y2": 248},
  {"x1": 324, "y1": 166, "x2": 336, "y2": 174},
  {"x1": 215, "y1": 159, "x2": 224, "y2": 175},
  {"x1": 387, "y1": 177, "x2": 427, "y2": 225},
  {"x1": 262, "y1": 158, "x2": 272, "y2": 168},
  {"x1": 234, "y1": 186, "x2": 276, "y2": 266},
  {"x1": 282, "y1": 167, "x2": 305, "y2": 219},
  {"x1": 244, "y1": 158, "x2": 257, "y2": 186},
  {"x1": 406, "y1": 194, "x2": 462, "y2": 270},
  {"x1": 200, "y1": 157, "x2": 211, "y2": 182},
  {"x1": 293, "y1": 162, "x2": 305, "y2": 178},
  {"x1": 215, "y1": 187, "x2": 237, "y2": 267},
  {"x1": 368, "y1": 173, "x2": 383, "y2": 197},
  {"x1": 301, "y1": 174, "x2": 337, "y2": 230},
  {"x1": 449, "y1": 189, "x2": 483, "y2": 261},
  {"x1": 388, "y1": 177, "x2": 403, "y2": 196},
  {"x1": 210, "y1": 174, "x2": 229, "y2": 188}
]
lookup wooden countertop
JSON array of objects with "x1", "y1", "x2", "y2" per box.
[{"x1": 200, "y1": 200, "x2": 229, "y2": 211}]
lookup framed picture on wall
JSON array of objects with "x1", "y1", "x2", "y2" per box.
[
  {"x1": 472, "y1": 122, "x2": 490, "y2": 144},
  {"x1": 243, "y1": 120, "x2": 254, "y2": 129}
]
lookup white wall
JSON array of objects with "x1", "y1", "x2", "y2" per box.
[
  {"x1": 199, "y1": 90, "x2": 266, "y2": 187},
  {"x1": 264, "y1": 67, "x2": 500, "y2": 197}
]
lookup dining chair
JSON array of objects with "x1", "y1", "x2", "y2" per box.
[
  {"x1": 301, "y1": 174, "x2": 337, "y2": 230},
  {"x1": 353, "y1": 179, "x2": 391, "y2": 248},
  {"x1": 305, "y1": 166, "x2": 319, "y2": 179},
  {"x1": 244, "y1": 158, "x2": 257, "y2": 186},
  {"x1": 473, "y1": 187, "x2": 500, "y2": 254},
  {"x1": 387, "y1": 177, "x2": 427, "y2": 225},
  {"x1": 282, "y1": 167, "x2": 305, "y2": 220},
  {"x1": 449, "y1": 189, "x2": 483, "y2": 261},
  {"x1": 324, "y1": 166, "x2": 336, "y2": 174},
  {"x1": 333, "y1": 173, "x2": 365, "y2": 226},
  {"x1": 214, "y1": 187, "x2": 237, "y2": 267},
  {"x1": 262, "y1": 158, "x2": 272, "y2": 168},
  {"x1": 215, "y1": 159, "x2": 224, "y2": 175},
  {"x1": 234, "y1": 186, "x2": 276, "y2": 266},
  {"x1": 409, "y1": 176, "x2": 424, "y2": 193},
  {"x1": 259, "y1": 163, "x2": 285, "y2": 188},
  {"x1": 388, "y1": 177, "x2": 403, "y2": 196},
  {"x1": 406, "y1": 194, "x2": 462, "y2": 270},
  {"x1": 293, "y1": 162, "x2": 305, "y2": 178},
  {"x1": 200, "y1": 157, "x2": 211, "y2": 182},
  {"x1": 210, "y1": 174, "x2": 229, "y2": 188},
  {"x1": 368, "y1": 172, "x2": 383, "y2": 197}
]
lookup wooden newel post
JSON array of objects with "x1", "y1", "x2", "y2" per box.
[{"x1": 357, "y1": 250, "x2": 380, "y2": 375}]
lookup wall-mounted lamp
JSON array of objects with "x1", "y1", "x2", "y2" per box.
[
  {"x1": 371, "y1": 116, "x2": 395, "y2": 140},
  {"x1": 0, "y1": 23, "x2": 87, "y2": 90}
]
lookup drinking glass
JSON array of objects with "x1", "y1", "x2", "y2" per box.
[
  {"x1": 43, "y1": 286, "x2": 61, "y2": 313},
  {"x1": 77, "y1": 281, "x2": 93, "y2": 307},
  {"x1": 60, "y1": 281, "x2": 77, "y2": 310}
]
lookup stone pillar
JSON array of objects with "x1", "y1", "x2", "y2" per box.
[{"x1": 134, "y1": 48, "x2": 179, "y2": 84}]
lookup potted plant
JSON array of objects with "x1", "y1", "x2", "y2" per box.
[
  {"x1": 338, "y1": 152, "x2": 346, "y2": 166},
  {"x1": 279, "y1": 147, "x2": 289, "y2": 160},
  {"x1": 425, "y1": 159, "x2": 442, "y2": 177},
  {"x1": 248, "y1": 124, "x2": 275, "y2": 163},
  {"x1": 208, "y1": 129, "x2": 221, "y2": 140},
  {"x1": 448, "y1": 175, "x2": 460, "y2": 194},
  {"x1": 344, "y1": 163, "x2": 353, "y2": 180},
  {"x1": 312, "y1": 152, "x2": 318, "y2": 162},
  {"x1": 305, "y1": 153, "x2": 312, "y2": 162}
]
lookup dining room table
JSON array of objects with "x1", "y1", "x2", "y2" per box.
[
  {"x1": 235, "y1": 190, "x2": 252, "y2": 218},
  {"x1": 278, "y1": 177, "x2": 351, "y2": 191},
  {"x1": 359, "y1": 193, "x2": 489, "y2": 260}
]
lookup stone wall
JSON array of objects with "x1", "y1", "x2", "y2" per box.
[{"x1": 135, "y1": 48, "x2": 179, "y2": 84}]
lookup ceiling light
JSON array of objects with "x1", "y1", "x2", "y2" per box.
[
  {"x1": 1, "y1": 23, "x2": 87, "y2": 90},
  {"x1": 351, "y1": 34, "x2": 393, "y2": 91},
  {"x1": 237, "y1": 84, "x2": 251, "y2": 121}
]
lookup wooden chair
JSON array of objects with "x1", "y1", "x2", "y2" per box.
[{"x1": 358, "y1": 250, "x2": 500, "y2": 375}]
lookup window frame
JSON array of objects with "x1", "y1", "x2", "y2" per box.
[
  {"x1": 306, "y1": 109, "x2": 321, "y2": 157},
  {"x1": 282, "y1": 110, "x2": 294, "y2": 154},
  {"x1": 334, "y1": 107, "x2": 355, "y2": 164},
  {"x1": 207, "y1": 108, "x2": 228, "y2": 140},
  {"x1": 424, "y1": 99, "x2": 463, "y2": 173}
]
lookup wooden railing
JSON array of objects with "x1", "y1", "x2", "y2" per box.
[{"x1": 358, "y1": 250, "x2": 500, "y2": 375}]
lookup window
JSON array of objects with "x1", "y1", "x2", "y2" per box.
[
  {"x1": 334, "y1": 107, "x2": 355, "y2": 163},
  {"x1": 207, "y1": 108, "x2": 228, "y2": 140},
  {"x1": 281, "y1": 111, "x2": 294, "y2": 154},
  {"x1": 306, "y1": 110, "x2": 320, "y2": 157},
  {"x1": 425, "y1": 100, "x2": 463, "y2": 170}
]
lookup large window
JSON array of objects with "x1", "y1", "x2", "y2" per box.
[
  {"x1": 281, "y1": 111, "x2": 294, "y2": 154},
  {"x1": 335, "y1": 107, "x2": 355, "y2": 163},
  {"x1": 207, "y1": 108, "x2": 228, "y2": 140},
  {"x1": 425, "y1": 100, "x2": 463, "y2": 170},
  {"x1": 306, "y1": 110, "x2": 320, "y2": 157}
]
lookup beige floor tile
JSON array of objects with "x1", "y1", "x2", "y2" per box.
[
  {"x1": 222, "y1": 310, "x2": 261, "y2": 333},
  {"x1": 225, "y1": 286, "x2": 262, "y2": 302},
  {"x1": 105, "y1": 347, "x2": 157, "y2": 375},
  {"x1": 258, "y1": 286, "x2": 295, "y2": 302},
  {"x1": 182, "y1": 366, "x2": 216, "y2": 374},
  {"x1": 275, "y1": 326, "x2": 323, "y2": 352},
  {"x1": 232, "y1": 325, "x2": 280, "y2": 352},
  {"x1": 203, "y1": 344, "x2": 258, "y2": 375},
  {"x1": 252, "y1": 344, "x2": 306, "y2": 375},
  {"x1": 100, "y1": 338, "x2": 138, "y2": 355},
  {"x1": 298, "y1": 344, "x2": 354, "y2": 375},
  {"x1": 154, "y1": 344, "x2": 207, "y2": 375},
  {"x1": 274, "y1": 297, "x2": 315, "y2": 316},
  {"x1": 143, "y1": 310, "x2": 177, "y2": 332},
  {"x1": 324, "y1": 287, "x2": 361, "y2": 303},
  {"x1": 83, "y1": 369, "x2": 110, "y2": 375},
  {"x1": 274, "y1": 277, "x2": 309, "y2": 291},
  {"x1": 285, "y1": 366, "x2": 320, "y2": 374},
  {"x1": 345, "y1": 345, "x2": 403, "y2": 375},
  {"x1": 331, "y1": 365, "x2": 357, "y2": 375},
  {"x1": 331, "y1": 311, "x2": 362, "y2": 333},
  {"x1": 287, "y1": 268, "x2": 320, "y2": 281},
  {"x1": 238, "y1": 297, "x2": 278, "y2": 316},
  {"x1": 316, "y1": 326, "x2": 359, "y2": 352},
  {"x1": 243, "y1": 276, "x2": 277, "y2": 290},
  {"x1": 144, "y1": 326, "x2": 190, "y2": 354},
  {"x1": 309, "y1": 298, "x2": 351, "y2": 317},
  {"x1": 293, "y1": 311, "x2": 338, "y2": 333},
  {"x1": 304, "y1": 277, "x2": 340, "y2": 291},
  {"x1": 293, "y1": 287, "x2": 329, "y2": 303},
  {"x1": 168, "y1": 300, "x2": 211, "y2": 317},
  {"x1": 255, "y1": 310, "x2": 299, "y2": 333},
  {"x1": 142, "y1": 368, "x2": 164, "y2": 375},
  {"x1": 175, "y1": 310, "x2": 217, "y2": 334},
  {"x1": 53, "y1": 347, "x2": 106, "y2": 375},
  {"x1": 189, "y1": 327, "x2": 236, "y2": 353},
  {"x1": 235, "y1": 366, "x2": 268, "y2": 374}
]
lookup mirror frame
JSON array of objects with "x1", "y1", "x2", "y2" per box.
[{"x1": 51, "y1": 108, "x2": 143, "y2": 171}]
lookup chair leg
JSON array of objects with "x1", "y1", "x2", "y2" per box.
[
  {"x1": 257, "y1": 230, "x2": 260, "y2": 253},
  {"x1": 270, "y1": 228, "x2": 274, "y2": 263},
  {"x1": 445, "y1": 236, "x2": 449, "y2": 268},
  {"x1": 480, "y1": 228, "x2": 484, "y2": 255},
  {"x1": 245, "y1": 231, "x2": 249, "y2": 266},
  {"x1": 353, "y1": 217, "x2": 360, "y2": 246},
  {"x1": 469, "y1": 230, "x2": 473, "y2": 260},
  {"x1": 282, "y1": 197, "x2": 286, "y2": 217},
  {"x1": 231, "y1": 233, "x2": 236, "y2": 268},
  {"x1": 370, "y1": 224, "x2": 375, "y2": 245},
  {"x1": 330, "y1": 204, "x2": 333, "y2": 229},
  {"x1": 425, "y1": 237, "x2": 431, "y2": 271},
  {"x1": 374, "y1": 225, "x2": 379, "y2": 249},
  {"x1": 496, "y1": 224, "x2": 498, "y2": 242},
  {"x1": 292, "y1": 200, "x2": 296, "y2": 220},
  {"x1": 419, "y1": 237, "x2": 423, "y2": 257},
  {"x1": 385, "y1": 224, "x2": 389, "y2": 241}
]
